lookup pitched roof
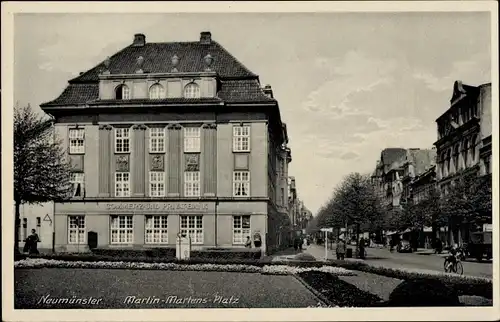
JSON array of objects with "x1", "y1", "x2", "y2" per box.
[
  {"x1": 70, "y1": 41, "x2": 256, "y2": 83},
  {"x1": 407, "y1": 148, "x2": 437, "y2": 176},
  {"x1": 41, "y1": 79, "x2": 275, "y2": 107},
  {"x1": 217, "y1": 79, "x2": 275, "y2": 103},
  {"x1": 380, "y1": 148, "x2": 407, "y2": 170},
  {"x1": 41, "y1": 33, "x2": 276, "y2": 108}
]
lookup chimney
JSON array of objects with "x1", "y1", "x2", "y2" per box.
[
  {"x1": 133, "y1": 33, "x2": 146, "y2": 47},
  {"x1": 263, "y1": 84, "x2": 273, "y2": 98},
  {"x1": 200, "y1": 31, "x2": 212, "y2": 44}
]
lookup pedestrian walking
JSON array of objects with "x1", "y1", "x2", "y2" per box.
[
  {"x1": 245, "y1": 236, "x2": 252, "y2": 248},
  {"x1": 26, "y1": 229, "x2": 40, "y2": 255},
  {"x1": 336, "y1": 238, "x2": 347, "y2": 260},
  {"x1": 358, "y1": 237, "x2": 366, "y2": 259}
]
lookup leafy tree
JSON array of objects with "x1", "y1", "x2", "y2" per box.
[
  {"x1": 440, "y1": 169, "x2": 492, "y2": 243},
  {"x1": 14, "y1": 105, "x2": 72, "y2": 254},
  {"x1": 441, "y1": 170, "x2": 492, "y2": 222}
]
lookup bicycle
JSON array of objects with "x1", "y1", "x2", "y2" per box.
[{"x1": 443, "y1": 254, "x2": 464, "y2": 275}]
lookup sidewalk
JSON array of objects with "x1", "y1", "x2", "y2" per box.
[{"x1": 262, "y1": 247, "x2": 304, "y2": 262}]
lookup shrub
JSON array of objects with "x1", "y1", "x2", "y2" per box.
[
  {"x1": 91, "y1": 248, "x2": 176, "y2": 258},
  {"x1": 387, "y1": 278, "x2": 461, "y2": 307},
  {"x1": 324, "y1": 260, "x2": 492, "y2": 299},
  {"x1": 294, "y1": 253, "x2": 317, "y2": 262}
]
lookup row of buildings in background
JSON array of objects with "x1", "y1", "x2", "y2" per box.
[
  {"x1": 371, "y1": 80, "x2": 492, "y2": 249},
  {"x1": 18, "y1": 31, "x2": 312, "y2": 255}
]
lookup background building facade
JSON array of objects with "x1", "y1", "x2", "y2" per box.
[{"x1": 434, "y1": 81, "x2": 492, "y2": 244}]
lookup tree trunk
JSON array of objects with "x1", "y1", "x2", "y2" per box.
[
  {"x1": 355, "y1": 223, "x2": 360, "y2": 258},
  {"x1": 14, "y1": 201, "x2": 21, "y2": 255}
]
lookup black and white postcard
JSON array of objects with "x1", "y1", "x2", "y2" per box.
[{"x1": 2, "y1": 1, "x2": 498, "y2": 321}]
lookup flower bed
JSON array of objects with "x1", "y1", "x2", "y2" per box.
[
  {"x1": 262, "y1": 265, "x2": 355, "y2": 276},
  {"x1": 326, "y1": 260, "x2": 493, "y2": 299},
  {"x1": 15, "y1": 258, "x2": 355, "y2": 276},
  {"x1": 298, "y1": 271, "x2": 383, "y2": 307}
]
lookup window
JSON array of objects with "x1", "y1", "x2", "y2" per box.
[
  {"x1": 115, "y1": 128, "x2": 130, "y2": 153},
  {"x1": 233, "y1": 215, "x2": 251, "y2": 244},
  {"x1": 115, "y1": 172, "x2": 130, "y2": 197},
  {"x1": 149, "y1": 172, "x2": 165, "y2": 197},
  {"x1": 184, "y1": 171, "x2": 200, "y2": 197},
  {"x1": 149, "y1": 127, "x2": 165, "y2": 153},
  {"x1": 180, "y1": 215, "x2": 203, "y2": 244},
  {"x1": 233, "y1": 171, "x2": 250, "y2": 197},
  {"x1": 70, "y1": 172, "x2": 85, "y2": 197},
  {"x1": 453, "y1": 145, "x2": 460, "y2": 172},
  {"x1": 281, "y1": 187, "x2": 285, "y2": 206},
  {"x1": 21, "y1": 218, "x2": 27, "y2": 241},
  {"x1": 68, "y1": 215, "x2": 85, "y2": 244},
  {"x1": 463, "y1": 140, "x2": 469, "y2": 166},
  {"x1": 145, "y1": 215, "x2": 168, "y2": 244},
  {"x1": 484, "y1": 157, "x2": 491, "y2": 175},
  {"x1": 149, "y1": 84, "x2": 165, "y2": 99},
  {"x1": 471, "y1": 135, "x2": 477, "y2": 162},
  {"x1": 233, "y1": 125, "x2": 250, "y2": 152},
  {"x1": 184, "y1": 82, "x2": 200, "y2": 98},
  {"x1": 184, "y1": 127, "x2": 201, "y2": 153},
  {"x1": 115, "y1": 84, "x2": 130, "y2": 100},
  {"x1": 110, "y1": 215, "x2": 133, "y2": 244},
  {"x1": 69, "y1": 128, "x2": 85, "y2": 154}
]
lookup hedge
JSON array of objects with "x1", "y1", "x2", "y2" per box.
[
  {"x1": 14, "y1": 253, "x2": 327, "y2": 268},
  {"x1": 324, "y1": 260, "x2": 492, "y2": 299}
]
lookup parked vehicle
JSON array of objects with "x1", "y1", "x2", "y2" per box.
[
  {"x1": 466, "y1": 231, "x2": 492, "y2": 262},
  {"x1": 397, "y1": 240, "x2": 412, "y2": 253}
]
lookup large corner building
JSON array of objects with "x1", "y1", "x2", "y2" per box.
[{"x1": 40, "y1": 32, "x2": 292, "y2": 254}]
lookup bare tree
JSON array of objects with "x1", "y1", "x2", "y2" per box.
[{"x1": 14, "y1": 105, "x2": 72, "y2": 254}]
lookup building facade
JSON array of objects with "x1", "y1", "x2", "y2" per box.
[
  {"x1": 40, "y1": 32, "x2": 290, "y2": 254},
  {"x1": 434, "y1": 80, "x2": 492, "y2": 244}
]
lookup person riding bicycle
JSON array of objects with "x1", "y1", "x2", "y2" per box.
[{"x1": 445, "y1": 243, "x2": 460, "y2": 271}]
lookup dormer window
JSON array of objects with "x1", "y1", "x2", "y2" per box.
[
  {"x1": 184, "y1": 82, "x2": 200, "y2": 98},
  {"x1": 116, "y1": 84, "x2": 130, "y2": 100},
  {"x1": 149, "y1": 83, "x2": 165, "y2": 99}
]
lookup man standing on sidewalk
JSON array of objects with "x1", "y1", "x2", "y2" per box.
[{"x1": 336, "y1": 238, "x2": 346, "y2": 260}]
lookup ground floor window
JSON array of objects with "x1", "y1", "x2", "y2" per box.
[
  {"x1": 110, "y1": 215, "x2": 133, "y2": 244},
  {"x1": 180, "y1": 215, "x2": 203, "y2": 244},
  {"x1": 145, "y1": 215, "x2": 168, "y2": 244},
  {"x1": 68, "y1": 215, "x2": 86, "y2": 244},
  {"x1": 233, "y1": 215, "x2": 251, "y2": 244}
]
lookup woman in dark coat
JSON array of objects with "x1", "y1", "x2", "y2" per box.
[{"x1": 26, "y1": 229, "x2": 40, "y2": 255}]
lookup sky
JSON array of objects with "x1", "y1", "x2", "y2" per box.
[{"x1": 13, "y1": 12, "x2": 492, "y2": 214}]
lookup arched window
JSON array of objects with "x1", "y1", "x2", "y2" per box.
[
  {"x1": 453, "y1": 144, "x2": 460, "y2": 172},
  {"x1": 149, "y1": 83, "x2": 164, "y2": 99},
  {"x1": 183, "y1": 82, "x2": 200, "y2": 98},
  {"x1": 471, "y1": 135, "x2": 478, "y2": 163},
  {"x1": 446, "y1": 149, "x2": 452, "y2": 175},
  {"x1": 463, "y1": 139, "x2": 469, "y2": 167},
  {"x1": 116, "y1": 84, "x2": 130, "y2": 100}
]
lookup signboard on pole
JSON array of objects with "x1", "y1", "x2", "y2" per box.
[{"x1": 320, "y1": 228, "x2": 333, "y2": 233}]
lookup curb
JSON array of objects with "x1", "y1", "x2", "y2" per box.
[{"x1": 292, "y1": 273, "x2": 337, "y2": 308}]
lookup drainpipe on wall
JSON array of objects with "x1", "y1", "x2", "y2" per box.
[
  {"x1": 214, "y1": 198, "x2": 219, "y2": 248},
  {"x1": 52, "y1": 123, "x2": 56, "y2": 254}
]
